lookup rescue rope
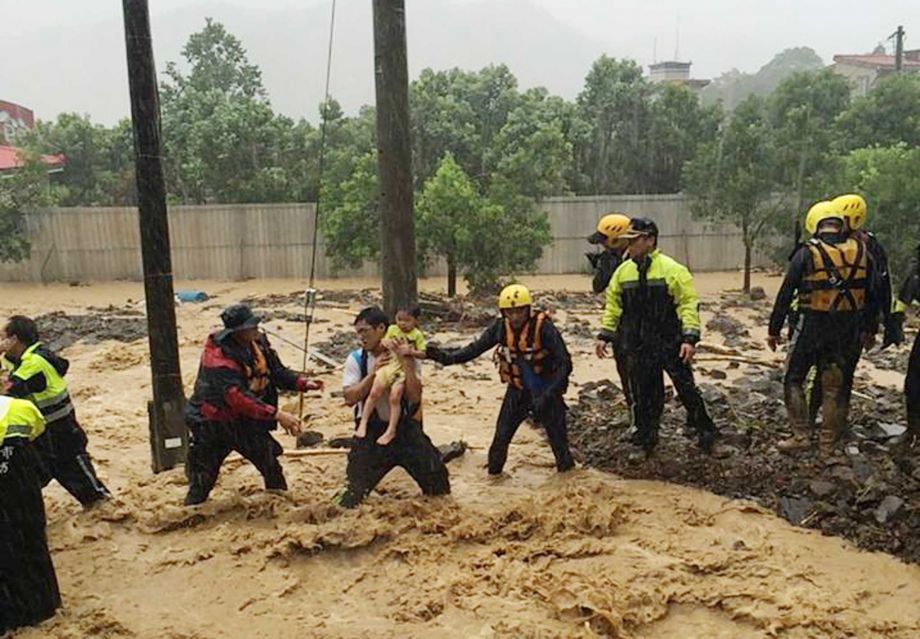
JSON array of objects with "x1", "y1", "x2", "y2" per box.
[{"x1": 298, "y1": 0, "x2": 338, "y2": 418}]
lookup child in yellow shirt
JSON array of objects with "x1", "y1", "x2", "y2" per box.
[{"x1": 356, "y1": 304, "x2": 427, "y2": 445}]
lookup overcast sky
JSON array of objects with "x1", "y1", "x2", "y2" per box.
[{"x1": 3, "y1": 0, "x2": 918, "y2": 125}]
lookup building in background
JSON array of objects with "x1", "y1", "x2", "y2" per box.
[
  {"x1": 648, "y1": 61, "x2": 710, "y2": 93},
  {"x1": 0, "y1": 100, "x2": 65, "y2": 173},
  {"x1": 832, "y1": 46, "x2": 920, "y2": 96},
  {"x1": 0, "y1": 100, "x2": 35, "y2": 144}
]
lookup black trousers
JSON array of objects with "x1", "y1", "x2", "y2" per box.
[
  {"x1": 784, "y1": 317, "x2": 859, "y2": 447},
  {"x1": 489, "y1": 386, "x2": 575, "y2": 475},
  {"x1": 0, "y1": 439, "x2": 61, "y2": 634},
  {"x1": 907, "y1": 330, "x2": 920, "y2": 430},
  {"x1": 185, "y1": 420, "x2": 286, "y2": 505},
  {"x1": 611, "y1": 333, "x2": 632, "y2": 408},
  {"x1": 336, "y1": 416, "x2": 450, "y2": 508},
  {"x1": 35, "y1": 412, "x2": 110, "y2": 507},
  {"x1": 626, "y1": 344, "x2": 715, "y2": 450}
]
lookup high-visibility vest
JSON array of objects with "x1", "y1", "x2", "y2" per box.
[
  {"x1": 0, "y1": 395, "x2": 46, "y2": 441},
  {"x1": 495, "y1": 312, "x2": 548, "y2": 390},
  {"x1": 3, "y1": 343, "x2": 74, "y2": 423},
  {"x1": 800, "y1": 238, "x2": 868, "y2": 313}
]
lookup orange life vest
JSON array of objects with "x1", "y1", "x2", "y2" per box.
[
  {"x1": 245, "y1": 343, "x2": 271, "y2": 395},
  {"x1": 494, "y1": 312, "x2": 548, "y2": 389},
  {"x1": 800, "y1": 238, "x2": 868, "y2": 313}
]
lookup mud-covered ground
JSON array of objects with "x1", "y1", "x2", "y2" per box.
[{"x1": 3, "y1": 273, "x2": 919, "y2": 639}]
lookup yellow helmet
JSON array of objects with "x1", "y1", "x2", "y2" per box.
[
  {"x1": 588, "y1": 213, "x2": 631, "y2": 247},
  {"x1": 498, "y1": 284, "x2": 533, "y2": 309},
  {"x1": 832, "y1": 193, "x2": 868, "y2": 230},
  {"x1": 805, "y1": 201, "x2": 836, "y2": 236}
]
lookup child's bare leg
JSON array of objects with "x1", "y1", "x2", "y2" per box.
[
  {"x1": 376, "y1": 382, "x2": 405, "y2": 445},
  {"x1": 356, "y1": 376, "x2": 388, "y2": 438}
]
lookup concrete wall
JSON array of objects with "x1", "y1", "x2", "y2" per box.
[{"x1": 0, "y1": 195, "x2": 769, "y2": 283}]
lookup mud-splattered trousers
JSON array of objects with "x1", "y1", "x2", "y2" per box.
[
  {"x1": 335, "y1": 410, "x2": 450, "y2": 508},
  {"x1": 783, "y1": 314, "x2": 862, "y2": 452},
  {"x1": 185, "y1": 420, "x2": 287, "y2": 505}
]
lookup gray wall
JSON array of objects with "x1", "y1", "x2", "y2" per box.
[{"x1": 0, "y1": 195, "x2": 769, "y2": 283}]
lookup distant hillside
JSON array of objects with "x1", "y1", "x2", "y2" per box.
[{"x1": 701, "y1": 47, "x2": 826, "y2": 110}]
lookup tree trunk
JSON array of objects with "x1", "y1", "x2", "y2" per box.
[
  {"x1": 447, "y1": 255, "x2": 457, "y2": 298},
  {"x1": 743, "y1": 240, "x2": 752, "y2": 294},
  {"x1": 742, "y1": 217, "x2": 752, "y2": 294}
]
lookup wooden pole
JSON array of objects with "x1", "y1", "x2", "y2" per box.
[
  {"x1": 122, "y1": 0, "x2": 188, "y2": 472},
  {"x1": 373, "y1": 0, "x2": 418, "y2": 318}
]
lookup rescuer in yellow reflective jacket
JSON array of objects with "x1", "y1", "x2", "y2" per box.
[
  {"x1": 1, "y1": 316, "x2": 111, "y2": 506},
  {"x1": 0, "y1": 395, "x2": 62, "y2": 633},
  {"x1": 595, "y1": 217, "x2": 717, "y2": 455}
]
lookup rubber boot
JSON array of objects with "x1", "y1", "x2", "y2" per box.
[
  {"x1": 818, "y1": 363, "x2": 847, "y2": 461},
  {"x1": 778, "y1": 387, "x2": 811, "y2": 452}
]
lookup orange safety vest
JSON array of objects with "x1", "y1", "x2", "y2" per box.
[
  {"x1": 800, "y1": 238, "x2": 868, "y2": 313},
  {"x1": 245, "y1": 343, "x2": 271, "y2": 395},
  {"x1": 494, "y1": 312, "x2": 548, "y2": 389}
]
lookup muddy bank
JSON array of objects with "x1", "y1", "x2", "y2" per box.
[{"x1": 568, "y1": 375, "x2": 920, "y2": 563}]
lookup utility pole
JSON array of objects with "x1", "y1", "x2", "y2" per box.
[
  {"x1": 892, "y1": 25, "x2": 905, "y2": 72},
  {"x1": 122, "y1": 0, "x2": 188, "y2": 472},
  {"x1": 372, "y1": 0, "x2": 417, "y2": 318}
]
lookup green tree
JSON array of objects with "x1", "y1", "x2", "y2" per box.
[
  {"x1": 0, "y1": 157, "x2": 57, "y2": 263},
  {"x1": 831, "y1": 145, "x2": 920, "y2": 278},
  {"x1": 162, "y1": 17, "x2": 265, "y2": 100},
  {"x1": 575, "y1": 56, "x2": 650, "y2": 194},
  {"x1": 319, "y1": 151, "x2": 379, "y2": 271},
  {"x1": 160, "y1": 18, "x2": 297, "y2": 204},
  {"x1": 835, "y1": 74, "x2": 920, "y2": 151},
  {"x1": 417, "y1": 153, "x2": 551, "y2": 295},
  {"x1": 683, "y1": 95, "x2": 781, "y2": 292},
  {"x1": 488, "y1": 88, "x2": 573, "y2": 199},
  {"x1": 19, "y1": 113, "x2": 135, "y2": 206},
  {"x1": 645, "y1": 84, "x2": 721, "y2": 193},
  {"x1": 767, "y1": 70, "x2": 851, "y2": 214}
]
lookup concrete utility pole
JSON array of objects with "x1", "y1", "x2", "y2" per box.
[
  {"x1": 892, "y1": 25, "x2": 906, "y2": 72},
  {"x1": 372, "y1": 0, "x2": 418, "y2": 318},
  {"x1": 122, "y1": 0, "x2": 188, "y2": 472}
]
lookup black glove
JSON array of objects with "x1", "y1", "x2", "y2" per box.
[
  {"x1": 585, "y1": 252, "x2": 601, "y2": 270},
  {"x1": 425, "y1": 344, "x2": 450, "y2": 365},
  {"x1": 882, "y1": 313, "x2": 905, "y2": 350}
]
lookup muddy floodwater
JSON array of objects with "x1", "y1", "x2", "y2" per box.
[{"x1": 5, "y1": 273, "x2": 920, "y2": 638}]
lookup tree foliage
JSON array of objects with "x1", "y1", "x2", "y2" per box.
[
  {"x1": 16, "y1": 18, "x2": 920, "y2": 292},
  {"x1": 683, "y1": 96, "x2": 780, "y2": 292},
  {"x1": 0, "y1": 156, "x2": 57, "y2": 263}
]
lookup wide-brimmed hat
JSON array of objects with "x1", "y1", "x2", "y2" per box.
[{"x1": 216, "y1": 304, "x2": 262, "y2": 340}]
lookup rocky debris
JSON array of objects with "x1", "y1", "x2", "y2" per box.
[
  {"x1": 749, "y1": 286, "x2": 767, "y2": 301},
  {"x1": 705, "y1": 314, "x2": 751, "y2": 349},
  {"x1": 295, "y1": 431, "x2": 324, "y2": 449},
  {"x1": 568, "y1": 377, "x2": 920, "y2": 563},
  {"x1": 35, "y1": 311, "x2": 148, "y2": 351},
  {"x1": 311, "y1": 331, "x2": 358, "y2": 363},
  {"x1": 864, "y1": 341, "x2": 912, "y2": 373}
]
